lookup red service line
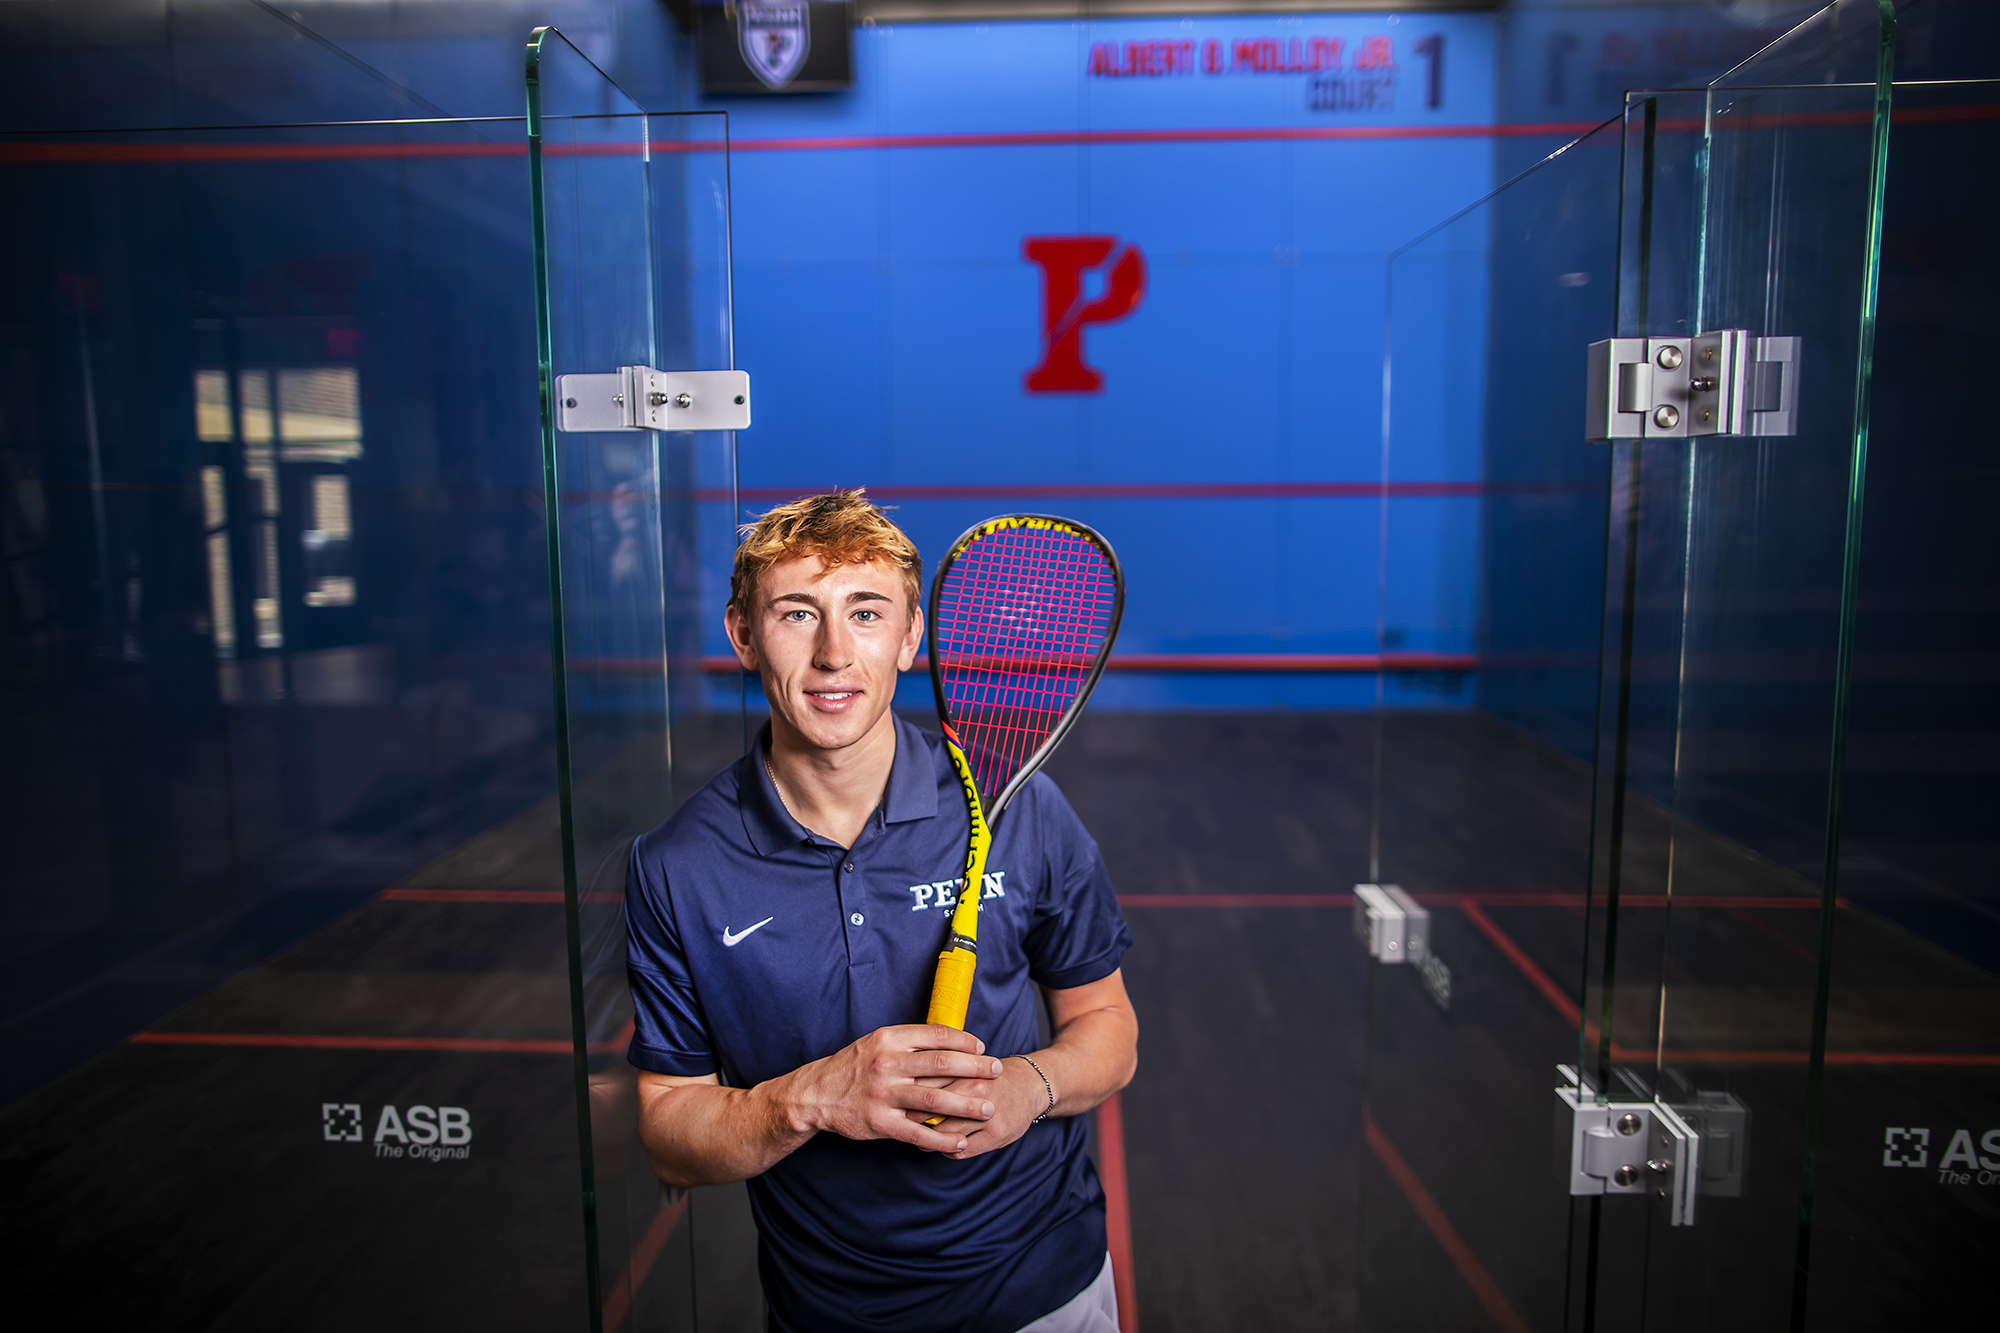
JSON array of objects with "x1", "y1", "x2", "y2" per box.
[
  {"x1": 700, "y1": 652, "x2": 1477, "y2": 675},
  {"x1": 1364, "y1": 1112, "x2": 1533, "y2": 1333},
  {"x1": 1116, "y1": 891, "x2": 1843, "y2": 910},
  {"x1": 727, "y1": 122, "x2": 1606, "y2": 153},
  {"x1": 132, "y1": 1031, "x2": 579, "y2": 1054},
  {"x1": 379, "y1": 887, "x2": 622, "y2": 904},
  {"x1": 6, "y1": 105, "x2": 1992, "y2": 167},
  {"x1": 1119, "y1": 893, "x2": 1354, "y2": 908},
  {"x1": 1456, "y1": 900, "x2": 1998, "y2": 1069},
  {"x1": 706, "y1": 481, "x2": 1490, "y2": 503}
]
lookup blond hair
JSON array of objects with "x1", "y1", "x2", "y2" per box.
[{"x1": 729, "y1": 490, "x2": 922, "y2": 617}]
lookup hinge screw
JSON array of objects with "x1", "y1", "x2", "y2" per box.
[
  {"x1": 649, "y1": 391, "x2": 668, "y2": 405},
  {"x1": 674, "y1": 393, "x2": 694, "y2": 408},
  {"x1": 1656, "y1": 345, "x2": 1684, "y2": 370},
  {"x1": 1614, "y1": 1164, "x2": 1640, "y2": 1187},
  {"x1": 1617, "y1": 1113, "x2": 1643, "y2": 1136},
  {"x1": 1689, "y1": 376, "x2": 1718, "y2": 392},
  {"x1": 1652, "y1": 405, "x2": 1680, "y2": 429}
]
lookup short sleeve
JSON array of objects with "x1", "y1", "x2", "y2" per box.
[
  {"x1": 625, "y1": 832, "x2": 720, "y2": 1077},
  {"x1": 1020, "y1": 776, "x2": 1133, "y2": 991}
]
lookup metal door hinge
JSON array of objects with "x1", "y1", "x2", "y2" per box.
[
  {"x1": 1354, "y1": 884, "x2": 1428, "y2": 964},
  {"x1": 1586, "y1": 332, "x2": 1798, "y2": 441},
  {"x1": 1659, "y1": 1071, "x2": 1751, "y2": 1199},
  {"x1": 556, "y1": 366, "x2": 751, "y2": 433},
  {"x1": 1556, "y1": 1066, "x2": 1700, "y2": 1226}
]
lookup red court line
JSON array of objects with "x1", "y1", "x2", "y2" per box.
[
  {"x1": 1671, "y1": 1050, "x2": 2000, "y2": 1068},
  {"x1": 1119, "y1": 893, "x2": 1354, "y2": 908},
  {"x1": 379, "y1": 888, "x2": 622, "y2": 904},
  {"x1": 700, "y1": 652, "x2": 1477, "y2": 674},
  {"x1": 1094, "y1": 1092, "x2": 1140, "y2": 1333},
  {"x1": 1115, "y1": 892, "x2": 1840, "y2": 910},
  {"x1": 1364, "y1": 1112, "x2": 1532, "y2": 1333},
  {"x1": 728, "y1": 122, "x2": 1605, "y2": 153},
  {"x1": 132, "y1": 1031, "x2": 575, "y2": 1054},
  {"x1": 1457, "y1": 903, "x2": 1999, "y2": 1068},
  {"x1": 716, "y1": 481, "x2": 1488, "y2": 503},
  {"x1": 8, "y1": 105, "x2": 1992, "y2": 167},
  {"x1": 1458, "y1": 901, "x2": 1584, "y2": 1028},
  {"x1": 1414, "y1": 893, "x2": 1845, "y2": 910},
  {"x1": 604, "y1": 1193, "x2": 690, "y2": 1333}
]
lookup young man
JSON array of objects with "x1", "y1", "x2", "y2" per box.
[{"x1": 625, "y1": 491, "x2": 1138, "y2": 1333}]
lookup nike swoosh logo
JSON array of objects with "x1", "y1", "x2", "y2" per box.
[{"x1": 722, "y1": 916, "x2": 775, "y2": 947}]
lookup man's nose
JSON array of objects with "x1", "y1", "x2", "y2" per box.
[{"x1": 813, "y1": 616, "x2": 854, "y2": 670}]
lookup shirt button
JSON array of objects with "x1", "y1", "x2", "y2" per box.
[
  {"x1": 844, "y1": 862, "x2": 856, "y2": 873},
  {"x1": 850, "y1": 912, "x2": 865, "y2": 926}
]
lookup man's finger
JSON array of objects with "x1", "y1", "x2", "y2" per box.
[
  {"x1": 889, "y1": 1024, "x2": 987, "y2": 1055},
  {"x1": 903, "y1": 1050, "x2": 1003, "y2": 1082},
  {"x1": 900, "y1": 1086, "x2": 995, "y2": 1121},
  {"x1": 883, "y1": 1113, "x2": 972, "y2": 1155}
]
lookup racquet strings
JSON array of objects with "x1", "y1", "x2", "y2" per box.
[{"x1": 932, "y1": 523, "x2": 1119, "y2": 813}]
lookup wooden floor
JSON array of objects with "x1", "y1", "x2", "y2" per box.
[{"x1": 2, "y1": 710, "x2": 1994, "y2": 1330}]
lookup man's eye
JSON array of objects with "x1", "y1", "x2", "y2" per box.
[
  {"x1": 854, "y1": 609, "x2": 880, "y2": 622},
  {"x1": 782, "y1": 610, "x2": 811, "y2": 622}
]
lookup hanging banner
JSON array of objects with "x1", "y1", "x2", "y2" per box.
[{"x1": 698, "y1": 0, "x2": 852, "y2": 94}]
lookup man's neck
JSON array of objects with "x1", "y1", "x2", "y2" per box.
[{"x1": 766, "y1": 712, "x2": 898, "y2": 850}]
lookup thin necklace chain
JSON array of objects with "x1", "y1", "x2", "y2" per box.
[
  {"x1": 764, "y1": 754, "x2": 797, "y2": 819},
  {"x1": 764, "y1": 750, "x2": 885, "y2": 834}
]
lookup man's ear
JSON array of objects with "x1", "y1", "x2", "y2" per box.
[
  {"x1": 897, "y1": 605, "x2": 924, "y2": 673},
  {"x1": 724, "y1": 602, "x2": 760, "y2": 672}
]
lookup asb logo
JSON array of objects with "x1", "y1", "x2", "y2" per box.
[
  {"x1": 324, "y1": 1101, "x2": 474, "y2": 1162},
  {"x1": 1023, "y1": 237, "x2": 1147, "y2": 394},
  {"x1": 739, "y1": 1, "x2": 810, "y2": 90},
  {"x1": 1883, "y1": 1125, "x2": 2000, "y2": 1184}
]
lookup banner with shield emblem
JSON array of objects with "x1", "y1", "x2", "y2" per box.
[{"x1": 697, "y1": 0, "x2": 852, "y2": 94}]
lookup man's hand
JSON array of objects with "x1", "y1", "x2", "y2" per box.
[
  {"x1": 772, "y1": 1024, "x2": 1002, "y2": 1153},
  {"x1": 905, "y1": 1057, "x2": 1047, "y2": 1160},
  {"x1": 636, "y1": 975, "x2": 1134, "y2": 1188}
]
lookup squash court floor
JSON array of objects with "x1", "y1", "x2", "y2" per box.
[{"x1": 2, "y1": 710, "x2": 1993, "y2": 1330}]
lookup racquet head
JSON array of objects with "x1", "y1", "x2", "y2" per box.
[{"x1": 926, "y1": 514, "x2": 1124, "y2": 821}]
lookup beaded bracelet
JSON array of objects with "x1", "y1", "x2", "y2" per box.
[{"x1": 1016, "y1": 1055, "x2": 1056, "y2": 1124}]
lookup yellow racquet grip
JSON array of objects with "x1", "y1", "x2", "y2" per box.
[
  {"x1": 923, "y1": 733, "x2": 991, "y2": 1126},
  {"x1": 926, "y1": 945, "x2": 977, "y2": 1029}
]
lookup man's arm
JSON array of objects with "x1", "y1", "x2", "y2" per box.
[
  {"x1": 635, "y1": 1024, "x2": 1004, "y2": 1188},
  {"x1": 912, "y1": 968, "x2": 1139, "y2": 1161}
]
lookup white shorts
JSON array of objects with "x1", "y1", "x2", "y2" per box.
[{"x1": 1013, "y1": 1254, "x2": 1119, "y2": 1333}]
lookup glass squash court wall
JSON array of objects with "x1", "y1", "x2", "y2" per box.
[
  {"x1": 527, "y1": 29, "x2": 753, "y2": 1332},
  {"x1": 1364, "y1": 1, "x2": 2000, "y2": 1329},
  {"x1": 0, "y1": 29, "x2": 743, "y2": 1330}
]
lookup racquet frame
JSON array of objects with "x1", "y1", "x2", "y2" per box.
[{"x1": 922, "y1": 514, "x2": 1124, "y2": 1037}]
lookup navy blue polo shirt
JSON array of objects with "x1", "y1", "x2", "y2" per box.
[{"x1": 626, "y1": 714, "x2": 1132, "y2": 1333}]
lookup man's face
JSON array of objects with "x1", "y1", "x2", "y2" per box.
[{"x1": 725, "y1": 555, "x2": 922, "y2": 755}]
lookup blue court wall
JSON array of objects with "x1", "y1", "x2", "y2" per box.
[{"x1": 690, "y1": 13, "x2": 1498, "y2": 710}]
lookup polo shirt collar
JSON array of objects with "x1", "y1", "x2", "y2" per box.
[{"x1": 740, "y1": 714, "x2": 939, "y2": 857}]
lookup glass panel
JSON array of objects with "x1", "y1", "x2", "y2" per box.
[
  {"x1": 1609, "y1": 4, "x2": 1899, "y2": 1329},
  {"x1": 1636, "y1": 0, "x2": 2000, "y2": 1327},
  {"x1": 1361, "y1": 112, "x2": 1626, "y2": 1333},
  {"x1": 527, "y1": 29, "x2": 746, "y2": 1332},
  {"x1": 0, "y1": 111, "x2": 598, "y2": 1325},
  {"x1": 1805, "y1": 50, "x2": 2000, "y2": 1327}
]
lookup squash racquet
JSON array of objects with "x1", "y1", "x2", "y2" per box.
[{"x1": 921, "y1": 514, "x2": 1124, "y2": 1039}]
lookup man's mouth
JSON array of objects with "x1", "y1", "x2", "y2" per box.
[{"x1": 805, "y1": 688, "x2": 861, "y2": 710}]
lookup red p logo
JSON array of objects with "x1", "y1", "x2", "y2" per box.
[{"x1": 1023, "y1": 237, "x2": 1147, "y2": 394}]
